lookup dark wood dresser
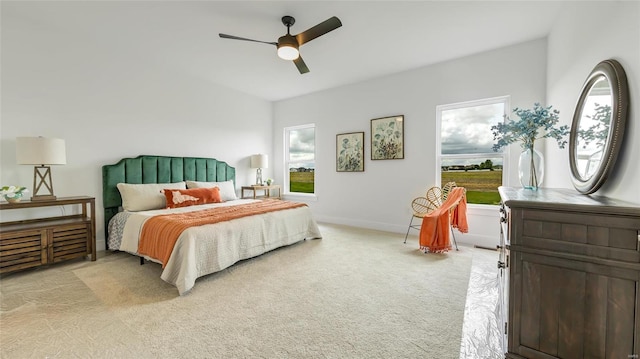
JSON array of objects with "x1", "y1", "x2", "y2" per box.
[{"x1": 498, "y1": 187, "x2": 640, "y2": 359}]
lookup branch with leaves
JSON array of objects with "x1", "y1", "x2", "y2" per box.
[{"x1": 491, "y1": 103, "x2": 569, "y2": 151}]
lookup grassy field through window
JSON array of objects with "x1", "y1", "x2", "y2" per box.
[
  {"x1": 290, "y1": 171, "x2": 314, "y2": 193},
  {"x1": 289, "y1": 170, "x2": 499, "y2": 202},
  {"x1": 441, "y1": 170, "x2": 502, "y2": 205}
]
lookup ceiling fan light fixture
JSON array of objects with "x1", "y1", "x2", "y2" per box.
[
  {"x1": 277, "y1": 35, "x2": 299, "y2": 60},
  {"x1": 277, "y1": 45, "x2": 299, "y2": 60}
]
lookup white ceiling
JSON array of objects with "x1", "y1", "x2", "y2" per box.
[{"x1": 5, "y1": 1, "x2": 571, "y2": 101}]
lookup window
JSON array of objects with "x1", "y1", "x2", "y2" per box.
[
  {"x1": 436, "y1": 96, "x2": 509, "y2": 205},
  {"x1": 284, "y1": 124, "x2": 315, "y2": 195}
]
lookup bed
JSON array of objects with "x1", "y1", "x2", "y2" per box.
[{"x1": 103, "y1": 155, "x2": 322, "y2": 295}]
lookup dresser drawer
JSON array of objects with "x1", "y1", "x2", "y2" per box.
[{"x1": 515, "y1": 208, "x2": 640, "y2": 264}]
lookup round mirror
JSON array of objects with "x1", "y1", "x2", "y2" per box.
[{"x1": 569, "y1": 59, "x2": 629, "y2": 194}]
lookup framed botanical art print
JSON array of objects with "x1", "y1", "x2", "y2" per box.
[
  {"x1": 371, "y1": 115, "x2": 404, "y2": 160},
  {"x1": 336, "y1": 132, "x2": 365, "y2": 172}
]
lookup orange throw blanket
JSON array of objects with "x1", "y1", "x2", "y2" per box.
[
  {"x1": 419, "y1": 187, "x2": 468, "y2": 253},
  {"x1": 138, "y1": 200, "x2": 307, "y2": 267}
]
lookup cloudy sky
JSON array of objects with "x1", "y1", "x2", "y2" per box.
[
  {"x1": 440, "y1": 102, "x2": 505, "y2": 167},
  {"x1": 441, "y1": 102, "x2": 505, "y2": 154},
  {"x1": 289, "y1": 127, "x2": 315, "y2": 169}
]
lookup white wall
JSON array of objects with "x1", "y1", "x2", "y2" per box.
[
  {"x1": 6, "y1": 2, "x2": 634, "y2": 255},
  {"x1": 545, "y1": 1, "x2": 640, "y2": 204},
  {"x1": 0, "y1": 6, "x2": 273, "y2": 250},
  {"x1": 273, "y1": 39, "x2": 548, "y2": 248}
]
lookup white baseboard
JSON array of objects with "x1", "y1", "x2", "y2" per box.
[
  {"x1": 453, "y1": 233, "x2": 499, "y2": 249},
  {"x1": 314, "y1": 215, "x2": 499, "y2": 248},
  {"x1": 314, "y1": 215, "x2": 409, "y2": 234}
]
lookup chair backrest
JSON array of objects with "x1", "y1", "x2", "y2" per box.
[
  {"x1": 411, "y1": 197, "x2": 432, "y2": 215},
  {"x1": 442, "y1": 181, "x2": 456, "y2": 200},
  {"x1": 425, "y1": 186, "x2": 444, "y2": 211},
  {"x1": 412, "y1": 182, "x2": 457, "y2": 215}
]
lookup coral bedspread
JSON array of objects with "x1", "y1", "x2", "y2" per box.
[
  {"x1": 419, "y1": 187, "x2": 468, "y2": 253},
  {"x1": 139, "y1": 200, "x2": 307, "y2": 267}
]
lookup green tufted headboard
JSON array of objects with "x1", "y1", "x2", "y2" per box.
[{"x1": 102, "y1": 155, "x2": 236, "y2": 246}]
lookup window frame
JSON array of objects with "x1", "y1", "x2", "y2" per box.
[
  {"x1": 435, "y1": 96, "x2": 510, "y2": 207},
  {"x1": 283, "y1": 123, "x2": 317, "y2": 199}
]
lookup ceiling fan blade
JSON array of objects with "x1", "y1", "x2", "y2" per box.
[
  {"x1": 219, "y1": 33, "x2": 277, "y2": 46},
  {"x1": 295, "y1": 16, "x2": 342, "y2": 46},
  {"x1": 293, "y1": 56, "x2": 310, "y2": 74}
]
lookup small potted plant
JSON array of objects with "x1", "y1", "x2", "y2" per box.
[
  {"x1": 265, "y1": 178, "x2": 273, "y2": 186},
  {"x1": 491, "y1": 103, "x2": 569, "y2": 190},
  {"x1": 1, "y1": 186, "x2": 29, "y2": 203}
]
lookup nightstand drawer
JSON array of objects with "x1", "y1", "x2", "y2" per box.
[
  {"x1": 52, "y1": 223, "x2": 90, "y2": 262},
  {"x1": 0, "y1": 229, "x2": 47, "y2": 274}
]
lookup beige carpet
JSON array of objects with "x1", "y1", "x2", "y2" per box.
[{"x1": 0, "y1": 223, "x2": 473, "y2": 358}]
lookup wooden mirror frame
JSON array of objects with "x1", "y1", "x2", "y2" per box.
[{"x1": 569, "y1": 59, "x2": 629, "y2": 194}]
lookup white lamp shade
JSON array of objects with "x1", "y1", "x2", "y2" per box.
[
  {"x1": 250, "y1": 154, "x2": 268, "y2": 169},
  {"x1": 16, "y1": 137, "x2": 67, "y2": 165}
]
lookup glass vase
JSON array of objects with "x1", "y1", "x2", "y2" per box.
[
  {"x1": 4, "y1": 192, "x2": 23, "y2": 203},
  {"x1": 518, "y1": 147, "x2": 544, "y2": 190}
]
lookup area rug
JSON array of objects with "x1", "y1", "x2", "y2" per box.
[{"x1": 0, "y1": 223, "x2": 472, "y2": 358}]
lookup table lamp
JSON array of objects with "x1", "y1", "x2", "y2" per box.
[
  {"x1": 250, "y1": 154, "x2": 268, "y2": 186},
  {"x1": 16, "y1": 137, "x2": 66, "y2": 201}
]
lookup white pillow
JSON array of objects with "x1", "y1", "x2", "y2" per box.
[
  {"x1": 186, "y1": 180, "x2": 237, "y2": 201},
  {"x1": 117, "y1": 182, "x2": 186, "y2": 212}
]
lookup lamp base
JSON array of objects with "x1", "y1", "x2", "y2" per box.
[
  {"x1": 32, "y1": 166, "x2": 57, "y2": 200},
  {"x1": 30, "y1": 194, "x2": 57, "y2": 201},
  {"x1": 255, "y1": 168, "x2": 263, "y2": 186}
]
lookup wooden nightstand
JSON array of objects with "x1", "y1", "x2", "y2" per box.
[
  {"x1": 0, "y1": 196, "x2": 96, "y2": 274},
  {"x1": 241, "y1": 185, "x2": 281, "y2": 199}
]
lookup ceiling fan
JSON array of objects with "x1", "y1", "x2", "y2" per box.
[{"x1": 219, "y1": 15, "x2": 342, "y2": 74}]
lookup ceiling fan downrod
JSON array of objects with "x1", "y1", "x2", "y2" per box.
[{"x1": 282, "y1": 15, "x2": 295, "y2": 34}]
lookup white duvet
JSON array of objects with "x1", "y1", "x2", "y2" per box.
[{"x1": 117, "y1": 199, "x2": 322, "y2": 295}]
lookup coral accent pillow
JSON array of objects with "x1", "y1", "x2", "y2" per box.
[
  {"x1": 162, "y1": 187, "x2": 222, "y2": 209},
  {"x1": 185, "y1": 180, "x2": 237, "y2": 201}
]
